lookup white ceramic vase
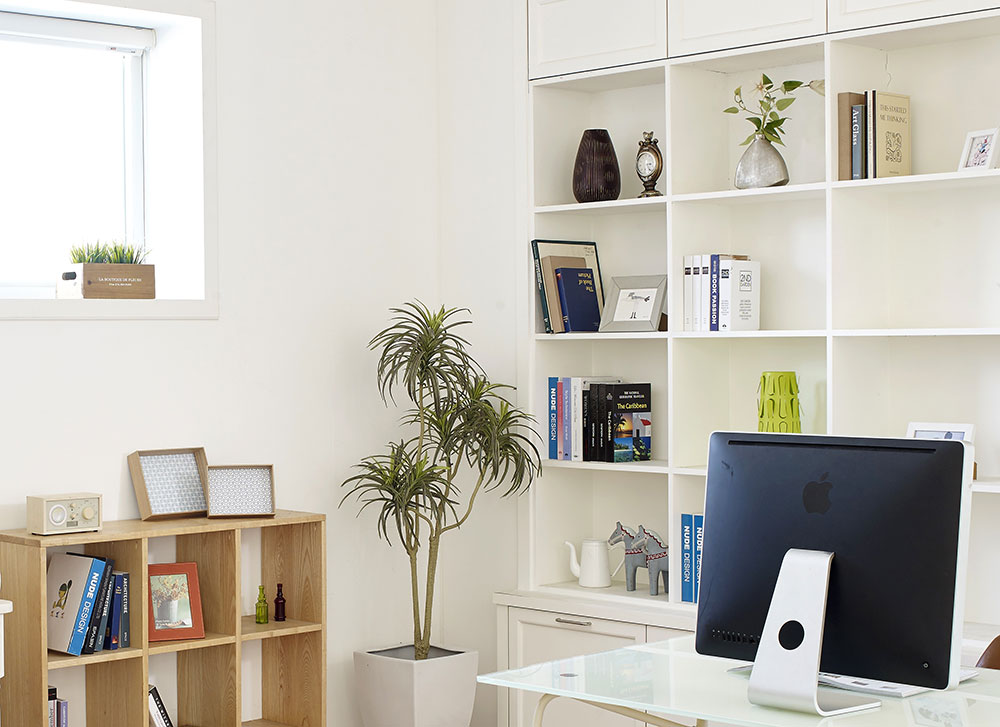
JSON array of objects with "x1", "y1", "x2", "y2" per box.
[{"x1": 354, "y1": 646, "x2": 478, "y2": 727}]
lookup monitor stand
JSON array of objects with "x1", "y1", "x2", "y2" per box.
[{"x1": 748, "y1": 548, "x2": 881, "y2": 717}]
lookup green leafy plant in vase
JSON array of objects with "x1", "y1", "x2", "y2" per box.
[{"x1": 723, "y1": 74, "x2": 824, "y2": 189}]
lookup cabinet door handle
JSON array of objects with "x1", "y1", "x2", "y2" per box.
[{"x1": 555, "y1": 617, "x2": 592, "y2": 627}]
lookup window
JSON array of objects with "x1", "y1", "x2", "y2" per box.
[
  {"x1": 0, "y1": 3, "x2": 218, "y2": 317},
  {"x1": 0, "y1": 13, "x2": 151, "y2": 299}
]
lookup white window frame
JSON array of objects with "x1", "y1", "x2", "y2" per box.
[{"x1": 0, "y1": 0, "x2": 219, "y2": 319}]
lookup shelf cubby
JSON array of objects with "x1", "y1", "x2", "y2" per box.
[
  {"x1": 670, "y1": 194, "x2": 827, "y2": 332},
  {"x1": 532, "y1": 65, "x2": 666, "y2": 207},
  {"x1": 0, "y1": 510, "x2": 325, "y2": 727},
  {"x1": 669, "y1": 42, "x2": 825, "y2": 195},
  {"x1": 670, "y1": 336, "x2": 828, "y2": 467}
]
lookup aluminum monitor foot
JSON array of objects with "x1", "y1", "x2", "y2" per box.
[{"x1": 747, "y1": 549, "x2": 881, "y2": 717}]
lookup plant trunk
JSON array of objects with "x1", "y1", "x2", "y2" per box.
[
  {"x1": 416, "y1": 534, "x2": 442, "y2": 660},
  {"x1": 409, "y1": 549, "x2": 422, "y2": 654}
]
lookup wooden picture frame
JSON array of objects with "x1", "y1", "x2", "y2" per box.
[
  {"x1": 598, "y1": 275, "x2": 667, "y2": 332},
  {"x1": 957, "y1": 129, "x2": 999, "y2": 170},
  {"x1": 206, "y1": 465, "x2": 276, "y2": 518},
  {"x1": 127, "y1": 448, "x2": 209, "y2": 520},
  {"x1": 147, "y1": 562, "x2": 205, "y2": 642}
]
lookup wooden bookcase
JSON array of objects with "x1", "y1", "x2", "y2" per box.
[{"x1": 0, "y1": 510, "x2": 326, "y2": 727}]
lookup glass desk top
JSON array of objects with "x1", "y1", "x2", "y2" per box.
[{"x1": 479, "y1": 636, "x2": 1000, "y2": 727}]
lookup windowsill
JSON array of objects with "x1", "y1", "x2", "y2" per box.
[{"x1": 0, "y1": 298, "x2": 218, "y2": 320}]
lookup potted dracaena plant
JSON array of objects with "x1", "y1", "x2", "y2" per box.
[
  {"x1": 59, "y1": 241, "x2": 154, "y2": 299},
  {"x1": 342, "y1": 302, "x2": 540, "y2": 727}
]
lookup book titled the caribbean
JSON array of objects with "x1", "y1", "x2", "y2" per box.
[{"x1": 872, "y1": 91, "x2": 910, "y2": 178}]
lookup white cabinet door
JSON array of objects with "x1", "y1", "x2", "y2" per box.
[
  {"x1": 668, "y1": 0, "x2": 826, "y2": 56},
  {"x1": 829, "y1": 1, "x2": 999, "y2": 31},
  {"x1": 528, "y1": 0, "x2": 667, "y2": 80},
  {"x1": 507, "y1": 608, "x2": 646, "y2": 727}
]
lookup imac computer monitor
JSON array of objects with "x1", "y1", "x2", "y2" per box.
[{"x1": 695, "y1": 431, "x2": 972, "y2": 691}]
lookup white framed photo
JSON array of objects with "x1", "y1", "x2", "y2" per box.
[
  {"x1": 906, "y1": 422, "x2": 975, "y2": 444},
  {"x1": 957, "y1": 128, "x2": 999, "y2": 170},
  {"x1": 598, "y1": 275, "x2": 667, "y2": 333}
]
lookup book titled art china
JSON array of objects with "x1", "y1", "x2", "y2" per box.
[{"x1": 606, "y1": 383, "x2": 652, "y2": 463}]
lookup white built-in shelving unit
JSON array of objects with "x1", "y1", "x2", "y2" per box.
[{"x1": 513, "y1": 8, "x2": 1000, "y2": 670}]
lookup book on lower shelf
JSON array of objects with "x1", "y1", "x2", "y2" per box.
[
  {"x1": 680, "y1": 512, "x2": 704, "y2": 604},
  {"x1": 45, "y1": 553, "x2": 131, "y2": 657},
  {"x1": 47, "y1": 686, "x2": 69, "y2": 727},
  {"x1": 683, "y1": 254, "x2": 759, "y2": 333},
  {"x1": 148, "y1": 685, "x2": 175, "y2": 727},
  {"x1": 546, "y1": 376, "x2": 650, "y2": 462}
]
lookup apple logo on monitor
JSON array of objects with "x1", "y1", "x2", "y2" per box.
[{"x1": 803, "y1": 473, "x2": 833, "y2": 514}]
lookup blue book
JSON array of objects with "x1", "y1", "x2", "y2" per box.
[
  {"x1": 709, "y1": 255, "x2": 721, "y2": 331},
  {"x1": 555, "y1": 267, "x2": 600, "y2": 333},
  {"x1": 548, "y1": 377, "x2": 559, "y2": 459},
  {"x1": 91, "y1": 559, "x2": 115, "y2": 653},
  {"x1": 106, "y1": 572, "x2": 124, "y2": 650},
  {"x1": 681, "y1": 514, "x2": 694, "y2": 603},
  {"x1": 58, "y1": 699, "x2": 68, "y2": 727},
  {"x1": 561, "y1": 377, "x2": 572, "y2": 459},
  {"x1": 69, "y1": 558, "x2": 106, "y2": 656},
  {"x1": 693, "y1": 514, "x2": 705, "y2": 603}
]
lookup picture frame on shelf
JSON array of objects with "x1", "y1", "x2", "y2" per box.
[
  {"x1": 206, "y1": 465, "x2": 276, "y2": 518},
  {"x1": 957, "y1": 129, "x2": 999, "y2": 170},
  {"x1": 127, "y1": 447, "x2": 209, "y2": 520},
  {"x1": 598, "y1": 275, "x2": 667, "y2": 332},
  {"x1": 905, "y1": 422, "x2": 975, "y2": 443},
  {"x1": 148, "y1": 562, "x2": 205, "y2": 642}
]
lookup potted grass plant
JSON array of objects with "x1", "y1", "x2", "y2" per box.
[
  {"x1": 341, "y1": 302, "x2": 541, "y2": 727},
  {"x1": 58, "y1": 241, "x2": 154, "y2": 299}
]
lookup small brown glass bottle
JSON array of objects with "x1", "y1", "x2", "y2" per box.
[{"x1": 274, "y1": 583, "x2": 286, "y2": 622}]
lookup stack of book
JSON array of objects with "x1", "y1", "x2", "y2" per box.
[
  {"x1": 680, "y1": 513, "x2": 704, "y2": 604},
  {"x1": 547, "y1": 377, "x2": 652, "y2": 463},
  {"x1": 46, "y1": 553, "x2": 131, "y2": 657},
  {"x1": 531, "y1": 239, "x2": 606, "y2": 333},
  {"x1": 47, "y1": 686, "x2": 68, "y2": 726},
  {"x1": 682, "y1": 254, "x2": 760, "y2": 332},
  {"x1": 149, "y1": 685, "x2": 175, "y2": 727},
  {"x1": 837, "y1": 90, "x2": 911, "y2": 180}
]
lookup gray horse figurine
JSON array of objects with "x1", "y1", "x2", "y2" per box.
[
  {"x1": 608, "y1": 522, "x2": 647, "y2": 592},
  {"x1": 638, "y1": 525, "x2": 669, "y2": 596}
]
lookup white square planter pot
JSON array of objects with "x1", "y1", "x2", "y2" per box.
[{"x1": 354, "y1": 646, "x2": 478, "y2": 727}]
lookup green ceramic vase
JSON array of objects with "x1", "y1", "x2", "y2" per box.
[{"x1": 758, "y1": 371, "x2": 801, "y2": 433}]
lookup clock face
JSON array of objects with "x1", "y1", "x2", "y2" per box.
[{"x1": 637, "y1": 150, "x2": 657, "y2": 179}]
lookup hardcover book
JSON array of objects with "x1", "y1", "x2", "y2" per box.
[
  {"x1": 872, "y1": 91, "x2": 910, "y2": 178},
  {"x1": 46, "y1": 553, "x2": 105, "y2": 656},
  {"x1": 88, "y1": 556, "x2": 115, "y2": 654},
  {"x1": 555, "y1": 379, "x2": 564, "y2": 460},
  {"x1": 605, "y1": 383, "x2": 652, "y2": 463},
  {"x1": 120, "y1": 572, "x2": 131, "y2": 648},
  {"x1": 561, "y1": 376, "x2": 572, "y2": 459},
  {"x1": 838, "y1": 91, "x2": 865, "y2": 180},
  {"x1": 693, "y1": 514, "x2": 705, "y2": 603},
  {"x1": 106, "y1": 572, "x2": 124, "y2": 650},
  {"x1": 699, "y1": 255, "x2": 711, "y2": 332},
  {"x1": 148, "y1": 686, "x2": 174, "y2": 727},
  {"x1": 718, "y1": 259, "x2": 760, "y2": 332},
  {"x1": 691, "y1": 256, "x2": 702, "y2": 331},
  {"x1": 681, "y1": 513, "x2": 694, "y2": 603},
  {"x1": 540, "y1": 255, "x2": 587, "y2": 333},
  {"x1": 555, "y1": 267, "x2": 601, "y2": 332},
  {"x1": 683, "y1": 255, "x2": 693, "y2": 331},
  {"x1": 531, "y1": 240, "x2": 605, "y2": 332},
  {"x1": 547, "y1": 377, "x2": 559, "y2": 459},
  {"x1": 851, "y1": 103, "x2": 866, "y2": 180}
]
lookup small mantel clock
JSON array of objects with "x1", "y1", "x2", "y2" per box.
[{"x1": 635, "y1": 131, "x2": 663, "y2": 198}]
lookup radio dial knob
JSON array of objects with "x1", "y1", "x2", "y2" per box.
[
  {"x1": 82, "y1": 506, "x2": 96, "y2": 521},
  {"x1": 49, "y1": 504, "x2": 67, "y2": 526}
]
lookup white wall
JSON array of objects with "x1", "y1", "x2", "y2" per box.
[
  {"x1": 0, "y1": 0, "x2": 523, "y2": 725},
  {"x1": 434, "y1": 1, "x2": 523, "y2": 725}
]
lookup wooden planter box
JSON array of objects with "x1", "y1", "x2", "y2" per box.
[{"x1": 57, "y1": 263, "x2": 155, "y2": 299}]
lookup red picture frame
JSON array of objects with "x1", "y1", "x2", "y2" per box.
[{"x1": 147, "y1": 562, "x2": 205, "y2": 642}]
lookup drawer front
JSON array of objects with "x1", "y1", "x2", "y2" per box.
[
  {"x1": 529, "y1": 0, "x2": 667, "y2": 79},
  {"x1": 507, "y1": 607, "x2": 646, "y2": 726}
]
